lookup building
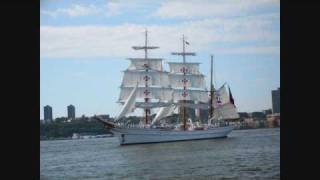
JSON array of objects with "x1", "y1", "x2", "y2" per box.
[
  {"x1": 44, "y1": 105, "x2": 53, "y2": 123},
  {"x1": 272, "y1": 87, "x2": 280, "y2": 114},
  {"x1": 263, "y1": 109, "x2": 272, "y2": 115},
  {"x1": 267, "y1": 113, "x2": 280, "y2": 128},
  {"x1": 67, "y1": 104, "x2": 76, "y2": 120},
  {"x1": 251, "y1": 111, "x2": 266, "y2": 120}
]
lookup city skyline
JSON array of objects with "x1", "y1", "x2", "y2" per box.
[{"x1": 40, "y1": 0, "x2": 280, "y2": 119}]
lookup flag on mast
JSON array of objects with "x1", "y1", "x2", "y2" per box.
[
  {"x1": 228, "y1": 85, "x2": 235, "y2": 105},
  {"x1": 185, "y1": 41, "x2": 190, "y2": 45}
]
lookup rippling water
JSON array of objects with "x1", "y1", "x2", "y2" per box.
[{"x1": 40, "y1": 128, "x2": 280, "y2": 180}]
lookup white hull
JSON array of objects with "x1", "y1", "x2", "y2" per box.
[{"x1": 111, "y1": 126, "x2": 234, "y2": 145}]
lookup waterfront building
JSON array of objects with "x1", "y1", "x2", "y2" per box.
[
  {"x1": 272, "y1": 87, "x2": 280, "y2": 114},
  {"x1": 44, "y1": 105, "x2": 53, "y2": 123},
  {"x1": 244, "y1": 118, "x2": 255, "y2": 128},
  {"x1": 238, "y1": 112, "x2": 249, "y2": 119},
  {"x1": 67, "y1": 105, "x2": 76, "y2": 120},
  {"x1": 251, "y1": 111, "x2": 266, "y2": 120},
  {"x1": 267, "y1": 113, "x2": 280, "y2": 127},
  {"x1": 263, "y1": 109, "x2": 272, "y2": 115}
]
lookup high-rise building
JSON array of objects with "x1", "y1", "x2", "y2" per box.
[
  {"x1": 44, "y1": 105, "x2": 53, "y2": 123},
  {"x1": 67, "y1": 104, "x2": 76, "y2": 119},
  {"x1": 272, "y1": 87, "x2": 280, "y2": 114}
]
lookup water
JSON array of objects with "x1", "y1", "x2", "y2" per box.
[{"x1": 40, "y1": 128, "x2": 280, "y2": 180}]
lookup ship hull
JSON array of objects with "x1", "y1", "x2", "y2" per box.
[{"x1": 111, "y1": 126, "x2": 234, "y2": 145}]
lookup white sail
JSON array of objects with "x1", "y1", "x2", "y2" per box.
[
  {"x1": 151, "y1": 91, "x2": 176, "y2": 125},
  {"x1": 121, "y1": 70, "x2": 169, "y2": 87},
  {"x1": 213, "y1": 83, "x2": 229, "y2": 107},
  {"x1": 211, "y1": 103, "x2": 239, "y2": 121},
  {"x1": 119, "y1": 86, "x2": 173, "y2": 102},
  {"x1": 151, "y1": 104, "x2": 176, "y2": 125},
  {"x1": 168, "y1": 62, "x2": 201, "y2": 74},
  {"x1": 128, "y1": 58, "x2": 163, "y2": 71},
  {"x1": 172, "y1": 89, "x2": 209, "y2": 102},
  {"x1": 116, "y1": 83, "x2": 138, "y2": 121},
  {"x1": 169, "y1": 73, "x2": 205, "y2": 89}
]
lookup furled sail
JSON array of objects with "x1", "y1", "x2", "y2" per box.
[
  {"x1": 168, "y1": 62, "x2": 201, "y2": 74},
  {"x1": 121, "y1": 70, "x2": 169, "y2": 87},
  {"x1": 115, "y1": 83, "x2": 138, "y2": 121},
  {"x1": 119, "y1": 86, "x2": 173, "y2": 102},
  {"x1": 128, "y1": 58, "x2": 163, "y2": 71},
  {"x1": 169, "y1": 73, "x2": 205, "y2": 89}
]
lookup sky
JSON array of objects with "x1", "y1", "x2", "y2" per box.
[{"x1": 40, "y1": 0, "x2": 280, "y2": 119}]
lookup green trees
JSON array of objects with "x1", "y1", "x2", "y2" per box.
[{"x1": 40, "y1": 119, "x2": 110, "y2": 138}]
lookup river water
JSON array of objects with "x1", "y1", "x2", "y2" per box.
[{"x1": 40, "y1": 128, "x2": 280, "y2": 180}]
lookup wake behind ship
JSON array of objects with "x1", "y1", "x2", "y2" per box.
[{"x1": 95, "y1": 30, "x2": 239, "y2": 145}]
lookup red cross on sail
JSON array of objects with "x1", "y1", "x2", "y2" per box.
[
  {"x1": 143, "y1": 64, "x2": 149, "y2": 69},
  {"x1": 216, "y1": 93, "x2": 222, "y2": 105},
  {"x1": 143, "y1": 75, "x2": 150, "y2": 81},
  {"x1": 180, "y1": 67, "x2": 188, "y2": 73},
  {"x1": 182, "y1": 91, "x2": 188, "y2": 97},
  {"x1": 144, "y1": 89, "x2": 150, "y2": 96},
  {"x1": 181, "y1": 78, "x2": 188, "y2": 84}
]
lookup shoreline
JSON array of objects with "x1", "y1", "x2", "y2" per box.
[{"x1": 40, "y1": 127, "x2": 280, "y2": 141}]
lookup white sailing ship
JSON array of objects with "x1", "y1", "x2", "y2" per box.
[{"x1": 95, "y1": 30, "x2": 239, "y2": 145}]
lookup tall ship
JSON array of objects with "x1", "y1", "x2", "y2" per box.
[{"x1": 95, "y1": 30, "x2": 239, "y2": 145}]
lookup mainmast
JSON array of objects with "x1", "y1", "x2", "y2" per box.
[{"x1": 171, "y1": 35, "x2": 196, "y2": 130}]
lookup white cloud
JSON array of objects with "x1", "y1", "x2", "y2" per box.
[
  {"x1": 154, "y1": 0, "x2": 279, "y2": 19},
  {"x1": 104, "y1": 0, "x2": 155, "y2": 16},
  {"x1": 41, "y1": 12, "x2": 279, "y2": 58},
  {"x1": 41, "y1": 1, "x2": 150, "y2": 18},
  {"x1": 41, "y1": 4, "x2": 101, "y2": 17}
]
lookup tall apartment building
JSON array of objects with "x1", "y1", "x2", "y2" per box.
[
  {"x1": 44, "y1": 105, "x2": 53, "y2": 123},
  {"x1": 272, "y1": 87, "x2": 280, "y2": 114},
  {"x1": 67, "y1": 104, "x2": 76, "y2": 120}
]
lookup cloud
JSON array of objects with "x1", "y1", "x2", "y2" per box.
[
  {"x1": 154, "y1": 0, "x2": 279, "y2": 19},
  {"x1": 41, "y1": 1, "x2": 150, "y2": 18},
  {"x1": 41, "y1": 12, "x2": 279, "y2": 58},
  {"x1": 41, "y1": 4, "x2": 102, "y2": 17}
]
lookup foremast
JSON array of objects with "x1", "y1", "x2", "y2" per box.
[{"x1": 132, "y1": 29, "x2": 159, "y2": 125}]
